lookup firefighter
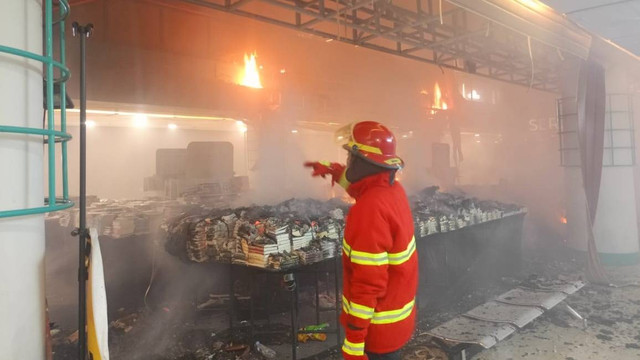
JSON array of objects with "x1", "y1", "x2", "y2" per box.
[{"x1": 304, "y1": 121, "x2": 418, "y2": 360}]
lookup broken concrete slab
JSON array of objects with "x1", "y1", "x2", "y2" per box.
[
  {"x1": 422, "y1": 316, "x2": 517, "y2": 349},
  {"x1": 464, "y1": 301, "x2": 544, "y2": 328},
  {"x1": 495, "y1": 288, "x2": 566, "y2": 310},
  {"x1": 527, "y1": 280, "x2": 586, "y2": 295}
]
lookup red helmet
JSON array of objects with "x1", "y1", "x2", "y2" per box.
[{"x1": 336, "y1": 121, "x2": 404, "y2": 169}]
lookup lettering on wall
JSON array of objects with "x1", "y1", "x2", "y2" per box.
[{"x1": 529, "y1": 116, "x2": 559, "y2": 132}]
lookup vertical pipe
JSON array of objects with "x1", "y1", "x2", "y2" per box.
[
  {"x1": 334, "y1": 256, "x2": 341, "y2": 349},
  {"x1": 629, "y1": 94, "x2": 636, "y2": 165},
  {"x1": 79, "y1": 30, "x2": 88, "y2": 360},
  {"x1": 557, "y1": 99, "x2": 563, "y2": 166},
  {"x1": 74, "y1": 22, "x2": 93, "y2": 360},
  {"x1": 289, "y1": 272, "x2": 298, "y2": 360},
  {"x1": 0, "y1": 0, "x2": 46, "y2": 358},
  {"x1": 228, "y1": 264, "x2": 235, "y2": 329},
  {"x1": 249, "y1": 271, "x2": 255, "y2": 340},
  {"x1": 46, "y1": 0, "x2": 56, "y2": 207},
  {"x1": 609, "y1": 94, "x2": 614, "y2": 165},
  {"x1": 315, "y1": 269, "x2": 320, "y2": 324},
  {"x1": 60, "y1": 5, "x2": 68, "y2": 200}
]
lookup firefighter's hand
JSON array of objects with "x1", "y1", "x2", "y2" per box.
[
  {"x1": 341, "y1": 338, "x2": 368, "y2": 360},
  {"x1": 304, "y1": 161, "x2": 336, "y2": 178},
  {"x1": 342, "y1": 351, "x2": 368, "y2": 360},
  {"x1": 341, "y1": 320, "x2": 368, "y2": 360},
  {"x1": 304, "y1": 161, "x2": 347, "y2": 188}
]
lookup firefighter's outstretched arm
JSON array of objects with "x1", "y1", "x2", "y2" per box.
[
  {"x1": 341, "y1": 205, "x2": 391, "y2": 360},
  {"x1": 303, "y1": 161, "x2": 350, "y2": 189}
]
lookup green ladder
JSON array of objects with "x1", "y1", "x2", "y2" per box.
[{"x1": 0, "y1": 0, "x2": 74, "y2": 217}]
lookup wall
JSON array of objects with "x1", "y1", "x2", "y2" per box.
[
  {"x1": 58, "y1": 124, "x2": 249, "y2": 199},
  {"x1": 0, "y1": 0, "x2": 46, "y2": 358}
]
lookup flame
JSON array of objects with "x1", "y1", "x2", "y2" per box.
[
  {"x1": 434, "y1": 82, "x2": 442, "y2": 108},
  {"x1": 433, "y1": 82, "x2": 448, "y2": 110},
  {"x1": 240, "y1": 53, "x2": 262, "y2": 89},
  {"x1": 560, "y1": 216, "x2": 567, "y2": 224}
]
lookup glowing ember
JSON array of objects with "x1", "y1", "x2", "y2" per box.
[{"x1": 240, "y1": 53, "x2": 263, "y2": 89}]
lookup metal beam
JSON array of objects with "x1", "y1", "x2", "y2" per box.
[
  {"x1": 404, "y1": 26, "x2": 486, "y2": 53},
  {"x1": 230, "y1": 0, "x2": 256, "y2": 9},
  {"x1": 301, "y1": 0, "x2": 372, "y2": 27},
  {"x1": 176, "y1": 0, "x2": 561, "y2": 92},
  {"x1": 358, "y1": 7, "x2": 461, "y2": 43},
  {"x1": 281, "y1": 0, "x2": 433, "y2": 49}
]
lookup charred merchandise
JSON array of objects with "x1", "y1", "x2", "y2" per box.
[
  {"x1": 411, "y1": 187, "x2": 526, "y2": 237},
  {"x1": 165, "y1": 190, "x2": 525, "y2": 268},
  {"x1": 164, "y1": 199, "x2": 348, "y2": 269}
]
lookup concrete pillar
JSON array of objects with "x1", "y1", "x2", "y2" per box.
[
  {"x1": 0, "y1": 0, "x2": 47, "y2": 359},
  {"x1": 593, "y1": 67, "x2": 640, "y2": 265},
  {"x1": 562, "y1": 61, "x2": 640, "y2": 265}
]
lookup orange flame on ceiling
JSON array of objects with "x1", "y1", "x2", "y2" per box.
[
  {"x1": 240, "y1": 53, "x2": 262, "y2": 89},
  {"x1": 560, "y1": 216, "x2": 567, "y2": 224},
  {"x1": 433, "y1": 82, "x2": 448, "y2": 110}
]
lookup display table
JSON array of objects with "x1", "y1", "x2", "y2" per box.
[
  {"x1": 416, "y1": 213, "x2": 526, "y2": 309},
  {"x1": 45, "y1": 207, "x2": 525, "y2": 359},
  {"x1": 199, "y1": 258, "x2": 341, "y2": 360}
]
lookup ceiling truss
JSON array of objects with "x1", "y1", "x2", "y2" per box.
[{"x1": 178, "y1": 0, "x2": 570, "y2": 92}]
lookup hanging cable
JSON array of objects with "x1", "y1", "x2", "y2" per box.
[
  {"x1": 439, "y1": 0, "x2": 443, "y2": 24},
  {"x1": 337, "y1": 2, "x2": 341, "y2": 41},
  {"x1": 527, "y1": 36, "x2": 534, "y2": 91}
]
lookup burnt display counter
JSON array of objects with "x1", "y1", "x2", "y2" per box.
[
  {"x1": 45, "y1": 208, "x2": 525, "y2": 360},
  {"x1": 211, "y1": 258, "x2": 342, "y2": 360},
  {"x1": 416, "y1": 213, "x2": 526, "y2": 310},
  {"x1": 45, "y1": 221, "x2": 158, "y2": 325}
]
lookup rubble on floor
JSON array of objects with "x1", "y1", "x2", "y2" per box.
[
  {"x1": 472, "y1": 276, "x2": 640, "y2": 360},
  {"x1": 406, "y1": 250, "x2": 640, "y2": 360},
  {"x1": 52, "y1": 248, "x2": 640, "y2": 360},
  {"x1": 110, "y1": 312, "x2": 141, "y2": 334}
]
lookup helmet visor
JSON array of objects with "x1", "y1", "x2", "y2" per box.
[{"x1": 334, "y1": 123, "x2": 354, "y2": 145}]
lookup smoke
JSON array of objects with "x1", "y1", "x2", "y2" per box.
[
  {"x1": 240, "y1": 96, "x2": 344, "y2": 205},
  {"x1": 46, "y1": 3, "x2": 580, "y2": 356},
  {"x1": 239, "y1": 65, "x2": 564, "y2": 251}
]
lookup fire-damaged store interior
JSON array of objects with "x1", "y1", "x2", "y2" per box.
[{"x1": 3, "y1": 0, "x2": 640, "y2": 359}]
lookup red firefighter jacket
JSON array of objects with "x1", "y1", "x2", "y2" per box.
[{"x1": 340, "y1": 171, "x2": 418, "y2": 359}]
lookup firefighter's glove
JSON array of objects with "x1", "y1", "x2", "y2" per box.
[
  {"x1": 303, "y1": 161, "x2": 349, "y2": 189},
  {"x1": 341, "y1": 318, "x2": 368, "y2": 360}
]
